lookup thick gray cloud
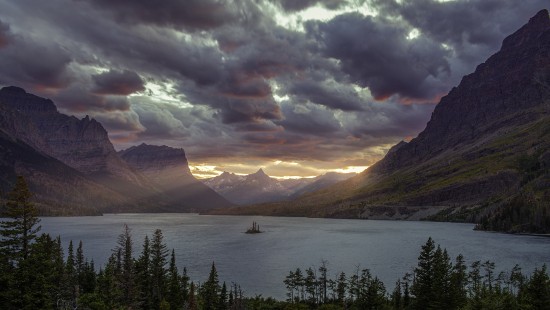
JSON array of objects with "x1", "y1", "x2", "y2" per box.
[
  {"x1": 273, "y1": 0, "x2": 348, "y2": 12},
  {"x1": 0, "y1": 23, "x2": 72, "y2": 89},
  {"x1": 289, "y1": 79, "x2": 366, "y2": 111},
  {"x1": 92, "y1": 69, "x2": 145, "y2": 95},
  {"x1": 55, "y1": 85, "x2": 131, "y2": 113},
  {"x1": 80, "y1": 0, "x2": 242, "y2": 30},
  {"x1": 276, "y1": 102, "x2": 342, "y2": 135},
  {"x1": 309, "y1": 13, "x2": 450, "y2": 100},
  {"x1": 369, "y1": 0, "x2": 546, "y2": 64}
]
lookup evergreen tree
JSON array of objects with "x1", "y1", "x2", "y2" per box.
[
  {"x1": 304, "y1": 267, "x2": 317, "y2": 304},
  {"x1": 116, "y1": 224, "x2": 136, "y2": 308},
  {"x1": 218, "y1": 282, "x2": 228, "y2": 310},
  {"x1": 151, "y1": 229, "x2": 169, "y2": 309},
  {"x1": 167, "y1": 249, "x2": 183, "y2": 309},
  {"x1": 19, "y1": 234, "x2": 60, "y2": 309},
  {"x1": 318, "y1": 260, "x2": 328, "y2": 303},
  {"x1": 202, "y1": 262, "x2": 220, "y2": 310},
  {"x1": 449, "y1": 254, "x2": 468, "y2": 309},
  {"x1": 411, "y1": 237, "x2": 435, "y2": 309},
  {"x1": 391, "y1": 279, "x2": 402, "y2": 310},
  {"x1": 430, "y1": 246, "x2": 452, "y2": 309},
  {"x1": 0, "y1": 176, "x2": 41, "y2": 264},
  {"x1": 524, "y1": 265, "x2": 550, "y2": 310},
  {"x1": 336, "y1": 271, "x2": 347, "y2": 305},
  {"x1": 64, "y1": 240, "x2": 78, "y2": 305},
  {"x1": 0, "y1": 176, "x2": 41, "y2": 309},
  {"x1": 136, "y1": 234, "x2": 153, "y2": 309}
]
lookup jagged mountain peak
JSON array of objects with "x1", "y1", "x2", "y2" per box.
[
  {"x1": 0, "y1": 85, "x2": 57, "y2": 113},
  {"x1": 501, "y1": 9, "x2": 549, "y2": 51},
  {"x1": 253, "y1": 168, "x2": 267, "y2": 176}
]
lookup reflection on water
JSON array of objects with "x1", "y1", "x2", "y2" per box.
[{"x1": 39, "y1": 214, "x2": 550, "y2": 299}]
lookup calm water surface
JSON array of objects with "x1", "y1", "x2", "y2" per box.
[{"x1": 39, "y1": 214, "x2": 550, "y2": 299}]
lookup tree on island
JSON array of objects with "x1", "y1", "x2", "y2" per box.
[{"x1": 246, "y1": 221, "x2": 262, "y2": 234}]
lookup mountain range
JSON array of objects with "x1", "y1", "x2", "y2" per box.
[
  {"x1": 209, "y1": 10, "x2": 550, "y2": 233},
  {"x1": 202, "y1": 169, "x2": 355, "y2": 205},
  {"x1": 0, "y1": 87, "x2": 232, "y2": 214}
]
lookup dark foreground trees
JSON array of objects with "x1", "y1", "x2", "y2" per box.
[{"x1": 1, "y1": 176, "x2": 549, "y2": 309}]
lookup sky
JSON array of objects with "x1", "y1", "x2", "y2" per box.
[{"x1": 0, "y1": 0, "x2": 546, "y2": 178}]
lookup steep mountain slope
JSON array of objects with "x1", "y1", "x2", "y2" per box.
[
  {"x1": 212, "y1": 10, "x2": 550, "y2": 232},
  {"x1": 0, "y1": 87, "x2": 151, "y2": 191},
  {"x1": 118, "y1": 144, "x2": 233, "y2": 211},
  {"x1": 0, "y1": 124, "x2": 130, "y2": 215},
  {"x1": 289, "y1": 172, "x2": 357, "y2": 199}
]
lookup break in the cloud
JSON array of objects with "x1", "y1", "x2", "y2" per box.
[{"x1": 0, "y1": 0, "x2": 546, "y2": 177}]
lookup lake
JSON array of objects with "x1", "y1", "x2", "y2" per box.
[{"x1": 39, "y1": 214, "x2": 550, "y2": 299}]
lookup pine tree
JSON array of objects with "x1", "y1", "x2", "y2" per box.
[
  {"x1": 524, "y1": 265, "x2": 550, "y2": 309},
  {"x1": 64, "y1": 240, "x2": 78, "y2": 305},
  {"x1": 218, "y1": 282, "x2": 228, "y2": 310},
  {"x1": 0, "y1": 176, "x2": 41, "y2": 264},
  {"x1": 151, "y1": 229, "x2": 169, "y2": 308},
  {"x1": 318, "y1": 260, "x2": 328, "y2": 303},
  {"x1": 116, "y1": 224, "x2": 136, "y2": 308},
  {"x1": 0, "y1": 176, "x2": 41, "y2": 309},
  {"x1": 411, "y1": 237, "x2": 436, "y2": 309},
  {"x1": 136, "y1": 234, "x2": 153, "y2": 309},
  {"x1": 336, "y1": 271, "x2": 347, "y2": 305},
  {"x1": 20, "y1": 234, "x2": 59, "y2": 309},
  {"x1": 167, "y1": 249, "x2": 183, "y2": 309},
  {"x1": 449, "y1": 254, "x2": 468, "y2": 309},
  {"x1": 392, "y1": 279, "x2": 402, "y2": 310},
  {"x1": 202, "y1": 262, "x2": 220, "y2": 310}
]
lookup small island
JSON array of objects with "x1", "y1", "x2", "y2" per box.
[{"x1": 245, "y1": 221, "x2": 262, "y2": 234}]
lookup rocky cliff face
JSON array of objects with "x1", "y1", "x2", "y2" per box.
[
  {"x1": 0, "y1": 86, "x2": 147, "y2": 188},
  {"x1": 119, "y1": 143, "x2": 193, "y2": 185},
  {"x1": 119, "y1": 143, "x2": 233, "y2": 210}
]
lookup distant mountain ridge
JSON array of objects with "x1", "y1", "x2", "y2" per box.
[
  {"x1": 210, "y1": 10, "x2": 550, "y2": 233},
  {"x1": 0, "y1": 87, "x2": 232, "y2": 214},
  {"x1": 203, "y1": 169, "x2": 355, "y2": 205}
]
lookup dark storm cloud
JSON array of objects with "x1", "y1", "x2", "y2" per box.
[
  {"x1": 80, "y1": 0, "x2": 241, "y2": 30},
  {"x1": 274, "y1": 0, "x2": 347, "y2": 12},
  {"x1": 344, "y1": 100, "x2": 435, "y2": 139},
  {"x1": 369, "y1": 0, "x2": 548, "y2": 63},
  {"x1": 55, "y1": 85, "x2": 131, "y2": 113},
  {"x1": 92, "y1": 69, "x2": 145, "y2": 95},
  {"x1": 215, "y1": 97, "x2": 282, "y2": 124},
  {"x1": 276, "y1": 102, "x2": 342, "y2": 135},
  {"x1": 309, "y1": 13, "x2": 450, "y2": 100},
  {"x1": 0, "y1": 31, "x2": 71, "y2": 89},
  {"x1": 289, "y1": 80, "x2": 365, "y2": 111}
]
